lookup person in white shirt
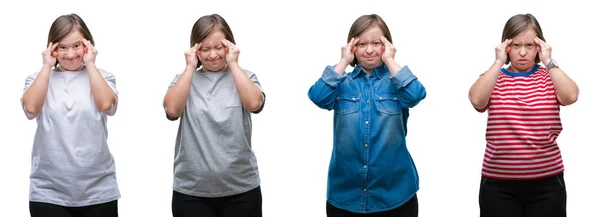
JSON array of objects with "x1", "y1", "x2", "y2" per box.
[{"x1": 21, "y1": 13, "x2": 120, "y2": 217}]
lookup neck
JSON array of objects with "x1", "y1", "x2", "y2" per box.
[
  {"x1": 203, "y1": 63, "x2": 229, "y2": 72},
  {"x1": 507, "y1": 64, "x2": 534, "y2": 73},
  {"x1": 57, "y1": 64, "x2": 84, "y2": 72}
]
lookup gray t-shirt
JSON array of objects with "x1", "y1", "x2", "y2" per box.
[
  {"x1": 22, "y1": 67, "x2": 120, "y2": 207},
  {"x1": 167, "y1": 69, "x2": 263, "y2": 197}
]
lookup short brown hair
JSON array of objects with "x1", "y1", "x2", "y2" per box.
[
  {"x1": 502, "y1": 13, "x2": 545, "y2": 65},
  {"x1": 190, "y1": 14, "x2": 235, "y2": 69},
  {"x1": 347, "y1": 14, "x2": 392, "y2": 67},
  {"x1": 47, "y1": 14, "x2": 94, "y2": 67}
]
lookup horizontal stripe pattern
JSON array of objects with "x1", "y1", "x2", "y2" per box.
[{"x1": 482, "y1": 67, "x2": 564, "y2": 180}]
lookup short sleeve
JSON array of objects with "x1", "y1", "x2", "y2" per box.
[
  {"x1": 21, "y1": 72, "x2": 39, "y2": 120},
  {"x1": 244, "y1": 70, "x2": 263, "y2": 93},
  {"x1": 244, "y1": 70, "x2": 265, "y2": 112},
  {"x1": 99, "y1": 69, "x2": 119, "y2": 116},
  {"x1": 167, "y1": 74, "x2": 182, "y2": 92}
]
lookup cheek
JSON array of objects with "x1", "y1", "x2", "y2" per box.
[
  {"x1": 508, "y1": 50, "x2": 519, "y2": 59},
  {"x1": 198, "y1": 52, "x2": 208, "y2": 60},
  {"x1": 217, "y1": 50, "x2": 227, "y2": 58}
]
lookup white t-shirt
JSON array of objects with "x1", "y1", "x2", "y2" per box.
[{"x1": 22, "y1": 66, "x2": 120, "y2": 207}]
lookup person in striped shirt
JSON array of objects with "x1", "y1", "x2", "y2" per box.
[{"x1": 469, "y1": 13, "x2": 579, "y2": 217}]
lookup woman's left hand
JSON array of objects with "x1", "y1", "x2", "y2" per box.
[
  {"x1": 534, "y1": 37, "x2": 552, "y2": 65},
  {"x1": 222, "y1": 39, "x2": 239, "y2": 65},
  {"x1": 82, "y1": 39, "x2": 98, "y2": 65},
  {"x1": 380, "y1": 35, "x2": 396, "y2": 63}
]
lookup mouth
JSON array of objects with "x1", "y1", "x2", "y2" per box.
[
  {"x1": 207, "y1": 59, "x2": 221, "y2": 64},
  {"x1": 517, "y1": 59, "x2": 528, "y2": 64},
  {"x1": 364, "y1": 56, "x2": 378, "y2": 61}
]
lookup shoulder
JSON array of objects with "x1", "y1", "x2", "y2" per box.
[
  {"x1": 96, "y1": 68, "x2": 115, "y2": 77},
  {"x1": 242, "y1": 69, "x2": 257, "y2": 77},
  {"x1": 26, "y1": 71, "x2": 40, "y2": 80}
]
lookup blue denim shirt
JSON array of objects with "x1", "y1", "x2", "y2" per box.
[{"x1": 308, "y1": 64, "x2": 426, "y2": 213}]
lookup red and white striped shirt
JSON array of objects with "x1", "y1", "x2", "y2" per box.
[{"x1": 482, "y1": 65, "x2": 563, "y2": 180}]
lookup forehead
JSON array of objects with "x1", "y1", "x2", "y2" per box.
[
  {"x1": 201, "y1": 30, "x2": 225, "y2": 45},
  {"x1": 512, "y1": 28, "x2": 537, "y2": 42},
  {"x1": 358, "y1": 25, "x2": 384, "y2": 39},
  {"x1": 58, "y1": 31, "x2": 83, "y2": 45}
]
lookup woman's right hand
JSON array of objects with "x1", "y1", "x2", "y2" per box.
[
  {"x1": 42, "y1": 42, "x2": 58, "y2": 69},
  {"x1": 340, "y1": 37, "x2": 360, "y2": 66},
  {"x1": 495, "y1": 39, "x2": 512, "y2": 64},
  {"x1": 185, "y1": 42, "x2": 201, "y2": 69}
]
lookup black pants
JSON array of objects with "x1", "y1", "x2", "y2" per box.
[
  {"x1": 172, "y1": 186, "x2": 262, "y2": 217},
  {"x1": 29, "y1": 200, "x2": 118, "y2": 217},
  {"x1": 479, "y1": 173, "x2": 567, "y2": 217},
  {"x1": 326, "y1": 195, "x2": 418, "y2": 217}
]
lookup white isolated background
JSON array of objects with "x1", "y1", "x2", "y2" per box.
[{"x1": 1, "y1": 0, "x2": 598, "y2": 216}]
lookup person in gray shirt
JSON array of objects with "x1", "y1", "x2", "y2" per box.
[
  {"x1": 163, "y1": 14, "x2": 266, "y2": 217},
  {"x1": 21, "y1": 14, "x2": 120, "y2": 217}
]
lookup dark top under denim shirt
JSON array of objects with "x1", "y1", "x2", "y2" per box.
[{"x1": 308, "y1": 64, "x2": 426, "y2": 213}]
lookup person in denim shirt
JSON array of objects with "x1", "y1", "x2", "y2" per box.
[{"x1": 308, "y1": 14, "x2": 426, "y2": 217}]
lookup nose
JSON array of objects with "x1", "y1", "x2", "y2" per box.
[
  {"x1": 66, "y1": 48, "x2": 77, "y2": 58},
  {"x1": 208, "y1": 49, "x2": 219, "y2": 59},
  {"x1": 519, "y1": 47, "x2": 527, "y2": 56},
  {"x1": 366, "y1": 44, "x2": 375, "y2": 53}
]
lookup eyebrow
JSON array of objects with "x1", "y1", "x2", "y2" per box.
[{"x1": 58, "y1": 41, "x2": 83, "y2": 46}]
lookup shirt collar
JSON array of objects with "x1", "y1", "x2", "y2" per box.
[{"x1": 349, "y1": 64, "x2": 389, "y2": 79}]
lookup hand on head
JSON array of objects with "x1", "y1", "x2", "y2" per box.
[
  {"x1": 495, "y1": 38, "x2": 513, "y2": 64},
  {"x1": 221, "y1": 39, "x2": 239, "y2": 65},
  {"x1": 42, "y1": 42, "x2": 59, "y2": 68},
  {"x1": 341, "y1": 37, "x2": 360, "y2": 65}
]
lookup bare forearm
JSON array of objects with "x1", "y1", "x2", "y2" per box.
[
  {"x1": 548, "y1": 68, "x2": 579, "y2": 105},
  {"x1": 164, "y1": 67, "x2": 195, "y2": 117},
  {"x1": 469, "y1": 61, "x2": 503, "y2": 110},
  {"x1": 22, "y1": 66, "x2": 52, "y2": 115},
  {"x1": 87, "y1": 63, "x2": 117, "y2": 112},
  {"x1": 230, "y1": 64, "x2": 263, "y2": 112}
]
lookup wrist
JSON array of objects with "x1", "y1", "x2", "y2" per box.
[
  {"x1": 85, "y1": 62, "x2": 96, "y2": 68},
  {"x1": 383, "y1": 57, "x2": 395, "y2": 65},
  {"x1": 227, "y1": 61, "x2": 238, "y2": 67},
  {"x1": 338, "y1": 59, "x2": 350, "y2": 67},
  {"x1": 41, "y1": 64, "x2": 53, "y2": 72},
  {"x1": 542, "y1": 58, "x2": 552, "y2": 66},
  {"x1": 185, "y1": 64, "x2": 197, "y2": 71}
]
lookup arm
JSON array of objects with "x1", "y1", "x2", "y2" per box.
[
  {"x1": 22, "y1": 42, "x2": 59, "y2": 117},
  {"x1": 389, "y1": 66, "x2": 426, "y2": 108},
  {"x1": 82, "y1": 40, "x2": 117, "y2": 113},
  {"x1": 163, "y1": 43, "x2": 200, "y2": 119},
  {"x1": 547, "y1": 67, "x2": 579, "y2": 105},
  {"x1": 534, "y1": 37, "x2": 579, "y2": 105},
  {"x1": 468, "y1": 39, "x2": 512, "y2": 112},
  {"x1": 468, "y1": 61, "x2": 503, "y2": 112},
  {"x1": 308, "y1": 37, "x2": 359, "y2": 109},
  {"x1": 222, "y1": 40, "x2": 264, "y2": 113},
  {"x1": 308, "y1": 66, "x2": 346, "y2": 110},
  {"x1": 380, "y1": 36, "x2": 426, "y2": 108},
  {"x1": 87, "y1": 64, "x2": 117, "y2": 113}
]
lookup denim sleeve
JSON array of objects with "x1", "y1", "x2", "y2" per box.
[
  {"x1": 390, "y1": 65, "x2": 426, "y2": 108},
  {"x1": 308, "y1": 65, "x2": 346, "y2": 110}
]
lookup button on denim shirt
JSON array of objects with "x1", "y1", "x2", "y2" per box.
[{"x1": 308, "y1": 64, "x2": 426, "y2": 213}]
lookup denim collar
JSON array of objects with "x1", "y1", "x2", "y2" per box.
[{"x1": 349, "y1": 64, "x2": 389, "y2": 79}]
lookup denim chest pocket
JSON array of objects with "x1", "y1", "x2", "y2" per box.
[
  {"x1": 334, "y1": 93, "x2": 360, "y2": 114},
  {"x1": 375, "y1": 93, "x2": 402, "y2": 115}
]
